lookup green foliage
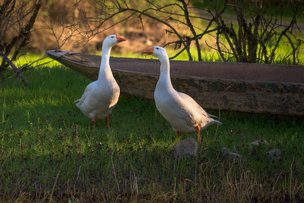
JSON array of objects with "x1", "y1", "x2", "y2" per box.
[
  {"x1": 193, "y1": 0, "x2": 304, "y2": 20},
  {"x1": 0, "y1": 63, "x2": 303, "y2": 201}
]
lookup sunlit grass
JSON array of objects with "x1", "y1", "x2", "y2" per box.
[
  {"x1": 14, "y1": 35, "x2": 303, "y2": 66},
  {"x1": 13, "y1": 52, "x2": 61, "y2": 69},
  {"x1": 111, "y1": 43, "x2": 304, "y2": 65}
]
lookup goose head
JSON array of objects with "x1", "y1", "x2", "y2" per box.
[
  {"x1": 103, "y1": 34, "x2": 126, "y2": 47},
  {"x1": 143, "y1": 46, "x2": 167, "y2": 59},
  {"x1": 144, "y1": 46, "x2": 170, "y2": 70}
]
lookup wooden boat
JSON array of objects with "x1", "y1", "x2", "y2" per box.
[{"x1": 46, "y1": 50, "x2": 304, "y2": 116}]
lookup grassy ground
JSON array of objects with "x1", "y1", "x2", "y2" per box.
[{"x1": 0, "y1": 60, "x2": 304, "y2": 202}]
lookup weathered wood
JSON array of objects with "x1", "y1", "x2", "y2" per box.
[{"x1": 46, "y1": 50, "x2": 304, "y2": 116}]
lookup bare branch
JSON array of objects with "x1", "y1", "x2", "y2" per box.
[
  {"x1": 216, "y1": 32, "x2": 227, "y2": 62},
  {"x1": 0, "y1": 0, "x2": 42, "y2": 79},
  {"x1": 0, "y1": 51, "x2": 29, "y2": 85}
]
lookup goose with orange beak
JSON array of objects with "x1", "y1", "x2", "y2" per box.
[
  {"x1": 144, "y1": 46, "x2": 222, "y2": 143},
  {"x1": 75, "y1": 34, "x2": 126, "y2": 130}
]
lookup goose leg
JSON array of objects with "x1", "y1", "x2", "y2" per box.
[
  {"x1": 106, "y1": 115, "x2": 109, "y2": 128},
  {"x1": 91, "y1": 118, "x2": 96, "y2": 131},
  {"x1": 175, "y1": 131, "x2": 179, "y2": 139},
  {"x1": 196, "y1": 125, "x2": 201, "y2": 143}
]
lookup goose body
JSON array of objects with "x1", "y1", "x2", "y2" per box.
[
  {"x1": 144, "y1": 46, "x2": 222, "y2": 142},
  {"x1": 75, "y1": 34, "x2": 126, "y2": 128}
]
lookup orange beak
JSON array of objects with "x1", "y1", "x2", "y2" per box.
[
  {"x1": 143, "y1": 46, "x2": 154, "y2": 55},
  {"x1": 116, "y1": 35, "x2": 126, "y2": 42}
]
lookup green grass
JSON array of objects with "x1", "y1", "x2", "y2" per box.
[
  {"x1": 109, "y1": 39, "x2": 304, "y2": 65},
  {"x1": 0, "y1": 61, "x2": 304, "y2": 202},
  {"x1": 110, "y1": 44, "x2": 304, "y2": 65}
]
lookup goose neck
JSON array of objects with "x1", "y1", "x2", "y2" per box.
[
  {"x1": 100, "y1": 44, "x2": 112, "y2": 68},
  {"x1": 98, "y1": 44, "x2": 113, "y2": 80},
  {"x1": 158, "y1": 55, "x2": 173, "y2": 89},
  {"x1": 159, "y1": 54, "x2": 170, "y2": 76}
]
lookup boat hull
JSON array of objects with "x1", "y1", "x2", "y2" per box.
[{"x1": 46, "y1": 50, "x2": 304, "y2": 116}]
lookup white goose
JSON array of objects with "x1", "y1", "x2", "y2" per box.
[
  {"x1": 144, "y1": 46, "x2": 222, "y2": 143},
  {"x1": 75, "y1": 34, "x2": 126, "y2": 129}
]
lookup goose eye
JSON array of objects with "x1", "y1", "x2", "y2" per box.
[
  {"x1": 111, "y1": 36, "x2": 114, "y2": 38},
  {"x1": 156, "y1": 48, "x2": 159, "y2": 50}
]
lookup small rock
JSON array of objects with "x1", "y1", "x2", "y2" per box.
[
  {"x1": 250, "y1": 139, "x2": 269, "y2": 148},
  {"x1": 229, "y1": 152, "x2": 243, "y2": 159},
  {"x1": 266, "y1": 149, "x2": 282, "y2": 161},
  {"x1": 222, "y1": 147, "x2": 243, "y2": 160},
  {"x1": 173, "y1": 138, "x2": 197, "y2": 157},
  {"x1": 222, "y1": 147, "x2": 230, "y2": 156}
]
